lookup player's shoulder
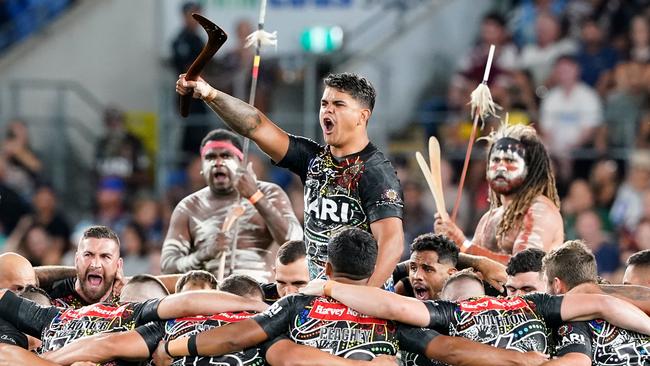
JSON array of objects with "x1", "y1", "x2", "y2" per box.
[
  {"x1": 531, "y1": 195, "x2": 560, "y2": 212},
  {"x1": 176, "y1": 187, "x2": 211, "y2": 209}
]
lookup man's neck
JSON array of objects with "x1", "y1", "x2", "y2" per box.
[
  {"x1": 330, "y1": 276, "x2": 368, "y2": 286},
  {"x1": 329, "y1": 135, "x2": 370, "y2": 158}
]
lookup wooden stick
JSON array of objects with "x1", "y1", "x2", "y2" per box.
[
  {"x1": 428, "y1": 136, "x2": 446, "y2": 213},
  {"x1": 416, "y1": 151, "x2": 449, "y2": 221}
]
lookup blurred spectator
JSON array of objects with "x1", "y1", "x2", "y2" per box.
[
  {"x1": 588, "y1": 159, "x2": 619, "y2": 211},
  {"x1": 539, "y1": 55, "x2": 604, "y2": 177},
  {"x1": 575, "y1": 210, "x2": 620, "y2": 276},
  {"x1": 440, "y1": 158, "x2": 470, "y2": 233},
  {"x1": 0, "y1": 155, "x2": 31, "y2": 239},
  {"x1": 130, "y1": 196, "x2": 163, "y2": 248},
  {"x1": 401, "y1": 180, "x2": 433, "y2": 260},
  {"x1": 518, "y1": 12, "x2": 577, "y2": 86},
  {"x1": 634, "y1": 219, "x2": 650, "y2": 253},
  {"x1": 627, "y1": 15, "x2": 650, "y2": 63},
  {"x1": 1, "y1": 119, "x2": 43, "y2": 198},
  {"x1": 4, "y1": 219, "x2": 59, "y2": 266},
  {"x1": 121, "y1": 223, "x2": 150, "y2": 276},
  {"x1": 637, "y1": 112, "x2": 650, "y2": 149},
  {"x1": 32, "y1": 185, "x2": 71, "y2": 258},
  {"x1": 562, "y1": 179, "x2": 594, "y2": 239},
  {"x1": 605, "y1": 62, "x2": 648, "y2": 148},
  {"x1": 610, "y1": 150, "x2": 650, "y2": 233},
  {"x1": 95, "y1": 106, "x2": 151, "y2": 194},
  {"x1": 171, "y1": 1, "x2": 210, "y2": 154},
  {"x1": 575, "y1": 18, "x2": 619, "y2": 90},
  {"x1": 94, "y1": 177, "x2": 128, "y2": 234},
  {"x1": 508, "y1": 0, "x2": 566, "y2": 48}
]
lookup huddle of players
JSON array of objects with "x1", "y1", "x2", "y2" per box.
[{"x1": 1, "y1": 225, "x2": 650, "y2": 366}]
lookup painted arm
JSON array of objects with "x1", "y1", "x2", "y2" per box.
[
  {"x1": 43, "y1": 330, "x2": 150, "y2": 364},
  {"x1": 265, "y1": 339, "x2": 398, "y2": 366},
  {"x1": 156, "y1": 290, "x2": 268, "y2": 319},
  {"x1": 512, "y1": 201, "x2": 563, "y2": 254},
  {"x1": 247, "y1": 182, "x2": 302, "y2": 245},
  {"x1": 368, "y1": 217, "x2": 404, "y2": 288},
  {"x1": 561, "y1": 293, "x2": 650, "y2": 335},
  {"x1": 177, "y1": 76, "x2": 290, "y2": 163},
  {"x1": 426, "y1": 336, "x2": 548, "y2": 366},
  {"x1": 160, "y1": 205, "x2": 204, "y2": 274}
]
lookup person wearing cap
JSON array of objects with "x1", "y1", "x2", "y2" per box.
[{"x1": 160, "y1": 129, "x2": 302, "y2": 278}]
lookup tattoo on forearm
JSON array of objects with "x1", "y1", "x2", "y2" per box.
[
  {"x1": 601, "y1": 285, "x2": 650, "y2": 301},
  {"x1": 206, "y1": 92, "x2": 262, "y2": 137}
]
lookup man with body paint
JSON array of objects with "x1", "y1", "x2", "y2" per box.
[
  {"x1": 161, "y1": 129, "x2": 302, "y2": 277},
  {"x1": 435, "y1": 124, "x2": 564, "y2": 265}
]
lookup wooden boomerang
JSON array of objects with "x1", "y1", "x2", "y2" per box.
[
  {"x1": 180, "y1": 14, "x2": 228, "y2": 117},
  {"x1": 428, "y1": 136, "x2": 447, "y2": 216},
  {"x1": 415, "y1": 151, "x2": 449, "y2": 221},
  {"x1": 218, "y1": 204, "x2": 245, "y2": 280}
]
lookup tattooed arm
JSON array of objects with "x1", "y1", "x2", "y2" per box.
[
  {"x1": 601, "y1": 284, "x2": 650, "y2": 316},
  {"x1": 176, "y1": 76, "x2": 290, "y2": 163}
]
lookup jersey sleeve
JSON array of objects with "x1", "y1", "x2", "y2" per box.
[
  {"x1": 524, "y1": 293, "x2": 564, "y2": 329},
  {"x1": 359, "y1": 160, "x2": 404, "y2": 223},
  {"x1": 134, "y1": 321, "x2": 166, "y2": 356},
  {"x1": 273, "y1": 135, "x2": 321, "y2": 182},
  {"x1": 133, "y1": 298, "x2": 163, "y2": 325},
  {"x1": 252, "y1": 295, "x2": 296, "y2": 340},
  {"x1": 0, "y1": 290, "x2": 60, "y2": 338},
  {"x1": 0, "y1": 318, "x2": 28, "y2": 349},
  {"x1": 396, "y1": 324, "x2": 441, "y2": 356},
  {"x1": 554, "y1": 322, "x2": 592, "y2": 358},
  {"x1": 423, "y1": 300, "x2": 456, "y2": 331}
]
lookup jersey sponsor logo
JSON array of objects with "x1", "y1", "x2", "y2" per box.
[
  {"x1": 459, "y1": 297, "x2": 528, "y2": 312},
  {"x1": 559, "y1": 333, "x2": 587, "y2": 347},
  {"x1": 264, "y1": 302, "x2": 283, "y2": 318},
  {"x1": 59, "y1": 303, "x2": 128, "y2": 321},
  {"x1": 305, "y1": 191, "x2": 365, "y2": 225},
  {"x1": 308, "y1": 300, "x2": 386, "y2": 325},
  {"x1": 0, "y1": 335, "x2": 17, "y2": 345}
]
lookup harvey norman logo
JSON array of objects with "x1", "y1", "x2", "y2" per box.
[
  {"x1": 459, "y1": 297, "x2": 528, "y2": 312},
  {"x1": 308, "y1": 299, "x2": 386, "y2": 325},
  {"x1": 60, "y1": 304, "x2": 129, "y2": 321}
]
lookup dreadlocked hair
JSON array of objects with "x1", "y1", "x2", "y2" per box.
[{"x1": 482, "y1": 123, "x2": 560, "y2": 244}]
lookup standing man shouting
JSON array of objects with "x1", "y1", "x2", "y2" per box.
[
  {"x1": 177, "y1": 73, "x2": 404, "y2": 287},
  {"x1": 161, "y1": 129, "x2": 302, "y2": 276}
]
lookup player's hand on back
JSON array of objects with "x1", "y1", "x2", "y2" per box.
[
  {"x1": 152, "y1": 341, "x2": 173, "y2": 366},
  {"x1": 521, "y1": 351, "x2": 549, "y2": 366},
  {"x1": 474, "y1": 256, "x2": 507, "y2": 293},
  {"x1": 300, "y1": 279, "x2": 327, "y2": 296}
]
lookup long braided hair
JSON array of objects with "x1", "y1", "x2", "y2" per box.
[{"x1": 483, "y1": 124, "x2": 560, "y2": 244}]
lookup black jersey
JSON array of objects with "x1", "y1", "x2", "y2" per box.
[
  {"x1": 0, "y1": 290, "x2": 160, "y2": 365},
  {"x1": 555, "y1": 320, "x2": 650, "y2": 365},
  {"x1": 47, "y1": 277, "x2": 119, "y2": 309},
  {"x1": 140, "y1": 311, "x2": 266, "y2": 366},
  {"x1": 0, "y1": 317, "x2": 28, "y2": 349},
  {"x1": 276, "y1": 135, "x2": 403, "y2": 282},
  {"x1": 253, "y1": 294, "x2": 438, "y2": 360},
  {"x1": 424, "y1": 294, "x2": 564, "y2": 354}
]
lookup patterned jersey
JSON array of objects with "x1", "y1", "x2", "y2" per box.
[
  {"x1": 0, "y1": 290, "x2": 160, "y2": 366},
  {"x1": 555, "y1": 320, "x2": 650, "y2": 365},
  {"x1": 425, "y1": 294, "x2": 564, "y2": 354},
  {"x1": 276, "y1": 135, "x2": 403, "y2": 282},
  {"x1": 142, "y1": 311, "x2": 266, "y2": 366},
  {"x1": 253, "y1": 294, "x2": 436, "y2": 360},
  {"x1": 48, "y1": 277, "x2": 120, "y2": 309}
]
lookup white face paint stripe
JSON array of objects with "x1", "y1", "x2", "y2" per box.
[{"x1": 487, "y1": 149, "x2": 527, "y2": 181}]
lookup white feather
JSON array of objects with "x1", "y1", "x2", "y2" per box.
[{"x1": 245, "y1": 30, "x2": 278, "y2": 49}]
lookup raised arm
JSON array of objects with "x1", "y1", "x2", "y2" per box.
[
  {"x1": 368, "y1": 217, "x2": 404, "y2": 288},
  {"x1": 457, "y1": 253, "x2": 507, "y2": 292},
  {"x1": 177, "y1": 76, "x2": 290, "y2": 163},
  {"x1": 301, "y1": 280, "x2": 431, "y2": 327},
  {"x1": 561, "y1": 293, "x2": 650, "y2": 335}
]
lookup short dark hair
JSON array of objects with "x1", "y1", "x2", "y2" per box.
[
  {"x1": 506, "y1": 248, "x2": 546, "y2": 276},
  {"x1": 483, "y1": 12, "x2": 506, "y2": 27},
  {"x1": 19, "y1": 285, "x2": 52, "y2": 306},
  {"x1": 127, "y1": 274, "x2": 169, "y2": 296},
  {"x1": 175, "y1": 270, "x2": 218, "y2": 293},
  {"x1": 323, "y1": 73, "x2": 376, "y2": 111},
  {"x1": 81, "y1": 226, "x2": 120, "y2": 247},
  {"x1": 543, "y1": 240, "x2": 597, "y2": 290},
  {"x1": 200, "y1": 129, "x2": 243, "y2": 151},
  {"x1": 410, "y1": 233, "x2": 459, "y2": 266},
  {"x1": 277, "y1": 240, "x2": 306, "y2": 265},
  {"x1": 443, "y1": 268, "x2": 483, "y2": 290},
  {"x1": 219, "y1": 274, "x2": 263, "y2": 299},
  {"x1": 628, "y1": 250, "x2": 650, "y2": 267},
  {"x1": 327, "y1": 228, "x2": 377, "y2": 280}
]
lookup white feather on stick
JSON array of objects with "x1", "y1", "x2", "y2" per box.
[
  {"x1": 245, "y1": 30, "x2": 278, "y2": 49},
  {"x1": 469, "y1": 45, "x2": 501, "y2": 128}
]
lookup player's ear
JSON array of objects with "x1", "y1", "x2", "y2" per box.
[{"x1": 325, "y1": 262, "x2": 333, "y2": 278}]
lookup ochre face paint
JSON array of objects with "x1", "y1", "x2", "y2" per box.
[{"x1": 487, "y1": 137, "x2": 527, "y2": 195}]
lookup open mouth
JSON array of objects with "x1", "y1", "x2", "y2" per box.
[
  {"x1": 413, "y1": 285, "x2": 430, "y2": 300},
  {"x1": 212, "y1": 169, "x2": 230, "y2": 183},
  {"x1": 323, "y1": 117, "x2": 335, "y2": 134},
  {"x1": 87, "y1": 274, "x2": 103, "y2": 287}
]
